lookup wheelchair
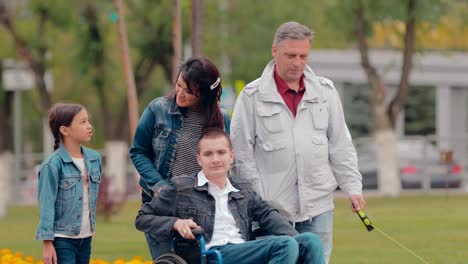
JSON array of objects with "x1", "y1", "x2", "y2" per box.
[{"x1": 153, "y1": 229, "x2": 223, "y2": 264}]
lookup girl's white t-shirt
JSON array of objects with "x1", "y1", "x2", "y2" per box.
[{"x1": 54, "y1": 158, "x2": 94, "y2": 239}]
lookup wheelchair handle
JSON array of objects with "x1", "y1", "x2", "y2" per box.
[{"x1": 191, "y1": 228, "x2": 205, "y2": 235}]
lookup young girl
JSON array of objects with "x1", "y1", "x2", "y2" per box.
[{"x1": 35, "y1": 103, "x2": 102, "y2": 264}]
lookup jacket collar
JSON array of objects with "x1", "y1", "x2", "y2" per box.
[
  {"x1": 168, "y1": 96, "x2": 182, "y2": 115},
  {"x1": 194, "y1": 172, "x2": 244, "y2": 199},
  {"x1": 258, "y1": 60, "x2": 325, "y2": 104},
  {"x1": 302, "y1": 74, "x2": 327, "y2": 103},
  {"x1": 57, "y1": 144, "x2": 98, "y2": 163},
  {"x1": 58, "y1": 144, "x2": 74, "y2": 163},
  {"x1": 197, "y1": 171, "x2": 239, "y2": 193}
]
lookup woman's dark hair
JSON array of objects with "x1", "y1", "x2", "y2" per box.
[
  {"x1": 177, "y1": 57, "x2": 224, "y2": 129},
  {"x1": 48, "y1": 103, "x2": 85, "y2": 150}
]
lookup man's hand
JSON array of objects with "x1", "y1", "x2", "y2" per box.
[
  {"x1": 43, "y1": 240, "x2": 57, "y2": 264},
  {"x1": 173, "y1": 219, "x2": 201, "y2": 240},
  {"x1": 349, "y1": 194, "x2": 366, "y2": 213}
]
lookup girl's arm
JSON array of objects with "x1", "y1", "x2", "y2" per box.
[{"x1": 35, "y1": 164, "x2": 59, "y2": 241}]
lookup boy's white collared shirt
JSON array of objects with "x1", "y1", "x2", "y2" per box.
[{"x1": 197, "y1": 171, "x2": 245, "y2": 249}]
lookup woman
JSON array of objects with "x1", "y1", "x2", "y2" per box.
[{"x1": 129, "y1": 57, "x2": 230, "y2": 259}]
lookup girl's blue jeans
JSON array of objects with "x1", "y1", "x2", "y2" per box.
[{"x1": 53, "y1": 236, "x2": 92, "y2": 264}]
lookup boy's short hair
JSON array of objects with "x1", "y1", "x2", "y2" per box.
[{"x1": 197, "y1": 128, "x2": 232, "y2": 153}]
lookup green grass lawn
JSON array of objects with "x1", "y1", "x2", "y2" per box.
[{"x1": 1, "y1": 194, "x2": 467, "y2": 263}]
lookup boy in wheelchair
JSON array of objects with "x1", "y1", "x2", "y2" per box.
[{"x1": 135, "y1": 128, "x2": 325, "y2": 264}]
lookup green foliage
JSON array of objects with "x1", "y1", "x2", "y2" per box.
[
  {"x1": 30, "y1": 0, "x2": 78, "y2": 29},
  {"x1": 1, "y1": 0, "x2": 465, "y2": 151},
  {"x1": 127, "y1": 1, "x2": 174, "y2": 61},
  {"x1": 325, "y1": 0, "x2": 452, "y2": 45},
  {"x1": 0, "y1": 29, "x2": 14, "y2": 58},
  {"x1": 204, "y1": 0, "x2": 328, "y2": 84}
]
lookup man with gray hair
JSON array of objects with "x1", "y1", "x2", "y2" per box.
[{"x1": 230, "y1": 21, "x2": 366, "y2": 263}]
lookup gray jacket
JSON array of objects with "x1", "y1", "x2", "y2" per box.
[
  {"x1": 135, "y1": 173, "x2": 298, "y2": 242},
  {"x1": 230, "y1": 60, "x2": 362, "y2": 221}
]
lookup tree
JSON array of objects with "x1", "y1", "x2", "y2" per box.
[
  {"x1": 0, "y1": 0, "x2": 78, "y2": 217},
  {"x1": 75, "y1": 0, "x2": 177, "y2": 141},
  {"x1": 203, "y1": 0, "x2": 324, "y2": 83},
  {"x1": 369, "y1": 0, "x2": 468, "y2": 51},
  {"x1": 172, "y1": 0, "x2": 182, "y2": 83},
  {"x1": 327, "y1": 0, "x2": 450, "y2": 196},
  {"x1": 114, "y1": 0, "x2": 138, "y2": 140},
  {"x1": 191, "y1": 0, "x2": 204, "y2": 57},
  {"x1": 0, "y1": 77, "x2": 13, "y2": 153},
  {"x1": 0, "y1": 0, "x2": 79, "y2": 112},
  {"x1": 79, "y1": 2, "x2": 116, "y2": 139},
  {"x1": 0, "y1": 63, "x2": 13, "y2": 218}
]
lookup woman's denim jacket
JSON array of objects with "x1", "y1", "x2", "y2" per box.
[
  {"x1": 135, "y1": 173, "x2": 298, "y2": 242},
  {"x1": 35, "y1": 145, "x2": 102, "y2": 240},
  {"x1": 129, "y1": 96, "x2": 231, "y2": 202}
]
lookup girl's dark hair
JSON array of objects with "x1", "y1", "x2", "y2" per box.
[
  {"x1": 48, "y1": 103, "x2": 85, "y2": 150},
  {"x1": 178, "y1": 57, "x2": 224, "y2": 129}
]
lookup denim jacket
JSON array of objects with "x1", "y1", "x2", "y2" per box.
[
  {"x1": 35, "y1": 145, "x2": 102, "y2": 241},
  {"x1": 129, "y1": 96, "x2": 231, "y2": 201},
  {"x1": 135, "y1": 173, "x2": 298, "y2": 242}
]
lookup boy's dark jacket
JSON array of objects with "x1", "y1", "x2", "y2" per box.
[{"x1": 135, "y1": 173, "x2": 298, "y2": 242}]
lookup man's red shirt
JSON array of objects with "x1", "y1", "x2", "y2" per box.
[{"x1": 273, "y1": 66, "x2": 305, "y2": 117}]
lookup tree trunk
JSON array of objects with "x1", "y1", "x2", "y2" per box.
[
  {"x1": 104, "y1": 140, "x2": 128, "y2": 201},
  {"x1": 191, "y1": 0, "x2": 204, "y2": 57},
  {"x1": 115, "y1": 0, "x2": 139, "y2": 141},
  {"x1": 172, "y1": 0, "x2": 182, "y2": 83},
  {"x1": 355, "y1": 1, "x2": 401, "y2": 196},
  {"x1": 0, "y1": 151, "x2": 13, "y2": 218},
  {"x1": 0, "y1": 92, "x2": 14, "y2": 153},
  {"x1": 388, "y1": 0, "x2": 416, "y2": 127},
  {"x1": 372, "y1": 104, "x2": 401, "y2": 196}
]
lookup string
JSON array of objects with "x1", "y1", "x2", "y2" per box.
[{"x1": 372, "y1": 225, "x2": 431, "y2": 264}]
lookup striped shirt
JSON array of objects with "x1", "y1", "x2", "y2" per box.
[{"x1": 171, "y1": 109, "x2": 207, "y2": 177}]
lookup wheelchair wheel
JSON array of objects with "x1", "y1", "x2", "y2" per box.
[{"x1": 153, "y1": 253, "x2": 188, "y2": 264}]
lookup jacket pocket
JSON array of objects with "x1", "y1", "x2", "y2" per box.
[
  {"x1": 176, "y1": 206, "x2": 208, "y2": 227},
  {"x1": 311, "y1": 104, "x2": 328, "y2": 130},
  {"x1": 58, "y1": 176, "x2": 80, "y2": 201},
  {"x1": 257, "y1": 104, "x2": 283, "y2": 133},
  {"x1": 312, "y1": 135, "x2": 328, "y2": 145},
  {"x1": 90, "y1": 170, "x2": 101, "y2": 183},
  {"x1": 89, "y1": 170, "x2": 101, "y2": 210},
  {"x1": 261, "y1": 139, "x2": 286, "y2": 152},
  {"x1": 153, "y1": 129, "x2": 171, "y2": 151},
  {"x1": 262, "y1": 115, "x2": 283, "y2": 133}
]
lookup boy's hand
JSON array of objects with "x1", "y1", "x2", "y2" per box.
[{"x1": 173, "y1": 218, "x2": 201, "y2": 240}]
